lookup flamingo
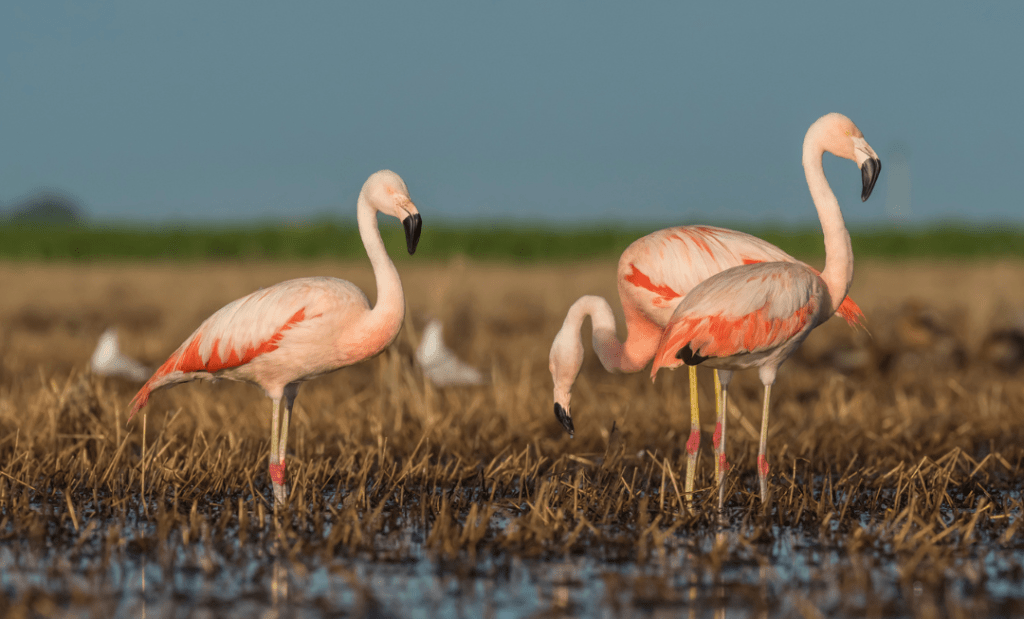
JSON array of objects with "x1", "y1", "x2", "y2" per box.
[
  {"x1": 127, "y1": 170, "x2": 423, "y2": 505},
  {"x1": 650, "y1": 113, "x2": 881, "y2": 508},
  {"x1": 549, "y1": 227, "x2": 865, "y2": 501}
]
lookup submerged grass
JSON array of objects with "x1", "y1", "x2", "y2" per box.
[{"x1": 2, "y1": 259, "x2": 1024, "y2": 616}]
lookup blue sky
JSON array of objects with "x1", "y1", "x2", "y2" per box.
[{"x1": 1, "y1": 2, "x2": 1022, "y2": 226}]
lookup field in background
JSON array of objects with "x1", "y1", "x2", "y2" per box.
[
  {"x1": 2, "y1": 222, "x2": 1024, "y2": 261},
  {"x1": 2, "y1": 258, "x2": 1024, "y2": 616}
]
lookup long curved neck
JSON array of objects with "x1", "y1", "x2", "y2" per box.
[
  {"x1": 803, "y1": 132, "x2": 853, "y2": 315},
  {"x1": 357, "y1": 194, "x2": 405, "y2": 334},
  {"x1": 565, "y1": 296, "x2": 628, "y2": 373}
]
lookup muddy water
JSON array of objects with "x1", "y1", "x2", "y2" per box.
[{"x1": 3, "y1": 503, "x2": 1023, "y2": 618}]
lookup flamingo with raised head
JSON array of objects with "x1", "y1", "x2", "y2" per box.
[
  {"x1": 128, "y1": 170, "x2": 423, "y2": 505},
  {"x1": 650, "y1": 113, "x2": 881, "y2": 508},
  {"x1": 549, "y1": 226, "x2": 865, "y2": 501}
]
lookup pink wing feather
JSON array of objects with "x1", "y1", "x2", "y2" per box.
[
  {"x1": 128, "y1": 278, "x2": 347, "y2": 419},
  {"x1": 650, "y1": 262, "x2": 826, "y2": 378}
]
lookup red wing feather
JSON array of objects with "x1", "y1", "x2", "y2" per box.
[
  {"x1": 650, "y1": 263, "x2": 823, "y2": 379},
  {"x1": 128, "y1": 308, "x2": 309, "y2": 421}
]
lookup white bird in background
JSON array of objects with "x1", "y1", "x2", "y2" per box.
[
  {"x1": 415, "y1": 319, "x2": 486, "y2": 387},
  {"x1": 90, "y1": 328, "x2": 150, "y2": 381}
]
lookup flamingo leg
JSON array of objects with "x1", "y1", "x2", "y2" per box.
[
  {"x1": 276, "y1": 406, "x2": 290, "y2": 505},
  {"x1": 714, "y1": 371, "x2": 729, "y2": 511},
  {"x1": 684, "y1": 365, "x2": 700, "y2": 505},
  {"x1": 758, "y1": 384, "x2": 772, "y2": 502},
  {"x1": 274, "y1": 383, "x2": 299, "y2": 505},
  {"x1": 715, "y1": 370, "x2": 733, "y2": 513},
  {"x1": 278, "y1": 405, "x2": 290, "y2": 465},
  {"x1": 268, "y1": 397, "x2": 287, "y2": 505},
  {"x1": 713, "y1": 370, "x2": 722, "y2": 481}
]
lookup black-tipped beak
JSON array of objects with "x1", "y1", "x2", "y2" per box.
[
  {"x1": 861, "y1": 158, "x2": 881, "y2": 202},
  {"x1": 403, "y1": 213, "x2": 422, "y2": 255},
  {"x1": 554, "y1": 403, "x2": 574, "y2": 437}
]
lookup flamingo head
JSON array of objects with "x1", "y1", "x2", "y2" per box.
[
  {"x1": 812, "y1": 113, "x2": 882, "y2": 202},
  {"x1": 548, "y1": 322, "x2": 584, "y2": 438},
  {"x1": 362, "y1": 169, "x2": 423, "y2": 254}
]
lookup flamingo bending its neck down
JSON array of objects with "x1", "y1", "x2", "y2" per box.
[
  {"x1": 128, "y1": 170, "x2": 423, "y2": 505},
  {"x1": 650, "y1": 113, "x2": 881, "y2": 509},
  {"x1": 550, "y1": 228, "x2": 866, "y2": 501}
]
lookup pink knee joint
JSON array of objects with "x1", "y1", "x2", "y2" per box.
[
  {"x1": 713, "y1": 422, "x2": 722, "y2": 450},
  {"x1": 686, "y1": 429, "x2": 700, "y2": 455},
  {"x1": 718, "y1": 453, "x2": 730, "y2": 472},
  {"x1": 269, "y1": 462, "x2": 287, "y2": 485},
  {"x1": 757, "y1": 454, "x2": 769, "y2": 479}
]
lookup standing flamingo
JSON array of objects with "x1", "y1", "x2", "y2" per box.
[
  {"x1": 550, "y1": 229, "x2": 865, "y2": 500},
  {"x1": 128, "y1": 170, "x2": 423, "y2": 505},
  {"x1": 650, "y1": 113, "x2": 880, "y2": 508}
]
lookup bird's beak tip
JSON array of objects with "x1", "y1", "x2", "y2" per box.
[
  {"x1": 554, "y1": 402, "x2": 575, "y2": 436},
  {"x1": 403, "y1": 213, "x2": 422, "y2": 255},
  {"x1": 861, "y1": 158, "x2": 881, "y2": 202}
]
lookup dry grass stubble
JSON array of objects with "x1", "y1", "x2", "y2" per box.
[{"x1": 2, "y1": 258, "x2": 1024, "y2": 614}]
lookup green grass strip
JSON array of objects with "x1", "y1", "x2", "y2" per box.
[{"x1": 0, "y1": 222, "x2": 1021, "y2": 262}]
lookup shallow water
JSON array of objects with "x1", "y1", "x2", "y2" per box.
[{"x1": 3, "y1": 500, "x2": 1024, "y2": 619}]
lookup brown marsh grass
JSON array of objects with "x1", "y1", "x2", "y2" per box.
[{"x1": 2, "y1": 258, "x2": 1024, "y2": 616}]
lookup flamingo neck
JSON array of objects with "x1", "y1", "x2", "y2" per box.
[
  {"x1": 357, "y1": 194, "x2": 405, "y2": 342},
  {"x1": 565, "y1": 296, "x2": 628, "y2": 373},
  {"x1": 803, "y1": 132, "x2": 853, "y2": 315}
]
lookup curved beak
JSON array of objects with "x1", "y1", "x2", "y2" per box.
[
  {"x1": 402, "y1": 213, "x2": 422, "y2": 255},
  {"x1": 554, "y1": 403, "x2": 574, "y2": 438},
  {"x1": 860, "y1": 157, "x2": 881, "y2": 202}
]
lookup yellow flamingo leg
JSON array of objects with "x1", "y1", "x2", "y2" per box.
[{"x1": 684, "y1": 365, "x2": 700, "y2": 505}]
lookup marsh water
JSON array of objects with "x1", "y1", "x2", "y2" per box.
[{"x1": 3, "y1": 492, "x2": 1023, "y2": 619}]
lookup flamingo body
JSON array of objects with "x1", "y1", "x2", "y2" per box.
[
  {"x1": 651, "y1": 262, "x2": 830, "y2": 376},
  {"x1": 129, "y1": 277, "x2": 397, "y2": 416}
]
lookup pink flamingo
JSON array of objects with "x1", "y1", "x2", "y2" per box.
[
  {"x1": 650, "y1": 113, "x2": 880, "y2": 508},
  {"x1": 550, "y1": 230, "x2": 865, "y2": 501},
  {"x1": 128, "y1": 170, "x2": 423, "y2": 505}
]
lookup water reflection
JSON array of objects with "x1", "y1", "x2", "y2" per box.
[
  {"x1": 1, "y1": 518, "x2": 1023, "y2": 617},
  {"x1": 271, "y1": 558, "x2": 287, "y2": 612}
]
